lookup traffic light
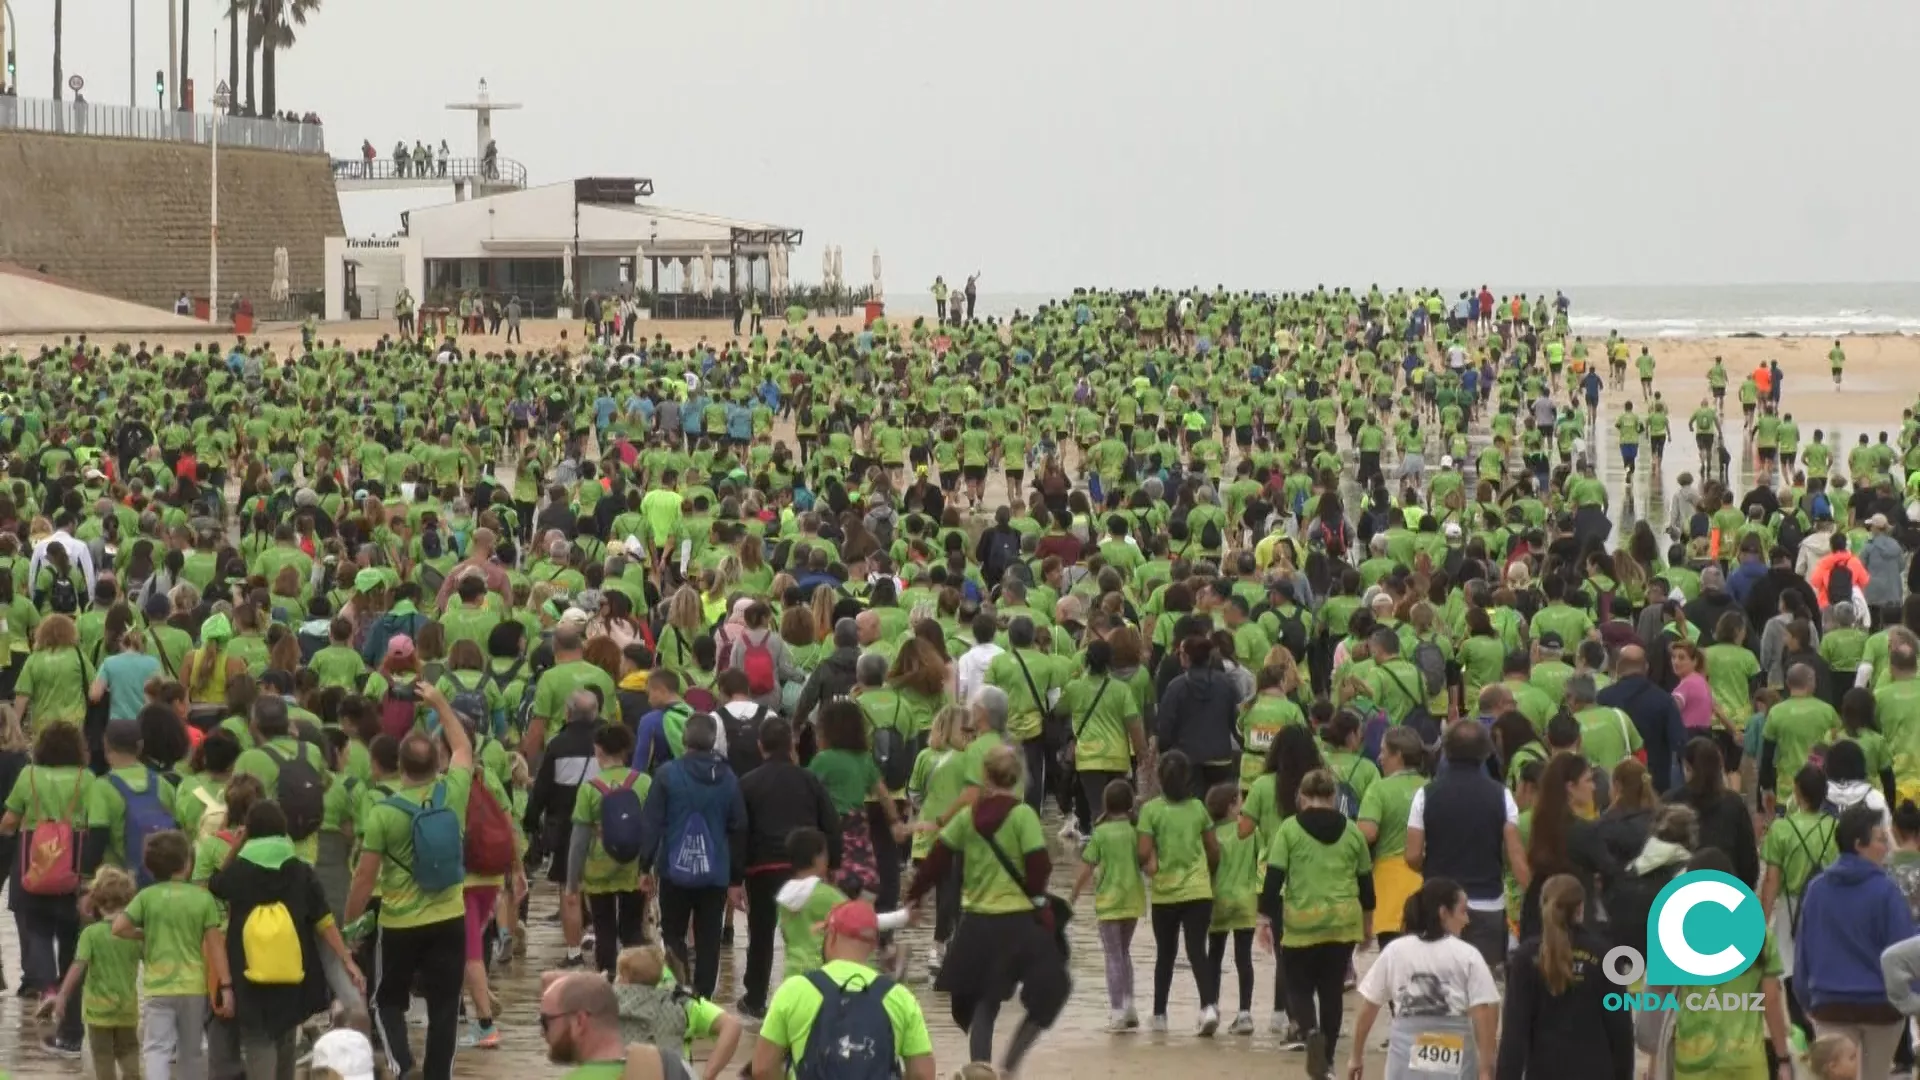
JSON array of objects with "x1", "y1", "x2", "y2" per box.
[
  {"x1": 6, "y1": 50, "x2": 15, "y2": 82},
  {"x1": 154, "y1": 70, "x2": 165, "y2": 96}
]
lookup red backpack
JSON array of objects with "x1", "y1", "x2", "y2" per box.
[
  {"x1": 20, "y1": 772, "x2": 84, "y2": 896},
  {"x1": 463, "y1": 761, "x2": 515, "y2": 877},
  {"x1": 739, "y1": 635, "x2": 777, "y2": 697},
  {"x1": 380, "y1": 682, "x2": 419, "y2": 740}
]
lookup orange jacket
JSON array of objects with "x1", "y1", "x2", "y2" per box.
[{"x1": 1808, "y1": 550, "x2": 1868, "y2": 607}]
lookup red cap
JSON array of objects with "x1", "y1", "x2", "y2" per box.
[{"x1": 823, "y1": 900, "x2": 879, "y2": 943}]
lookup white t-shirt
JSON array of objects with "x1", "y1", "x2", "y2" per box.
[
  {"x1": 1406, "y1": 785, "x2": 1521, "y2": 911},
  {"x1": 1356, "y1": 934, "x2": 1501, "y2": 1018}
]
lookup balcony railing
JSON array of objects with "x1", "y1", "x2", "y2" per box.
[
  {"x1": 0, "y1": 94, "x2": 326, "y2": 153},
  {"x1": 332, "y1": 156, "x2": 527, "y2": 188}
]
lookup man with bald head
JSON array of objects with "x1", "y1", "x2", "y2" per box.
[
  {"x1": 540, "y1": 972, "x2": 699, "y2": 1079},
  {"x1": 1598, "y1": 644, "x2": 1690, "y2": 792},
  {"x1": 524, "y1": 624, "x2": 619, "y2": 756}
]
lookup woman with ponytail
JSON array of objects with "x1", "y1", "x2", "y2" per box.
[
  {"x1": 1347, "y1": 877, "x2": 1500, "y2": 1080},
  {"x1": 1494, "y1": 874, "x2": 1633, "y2": 1080}
]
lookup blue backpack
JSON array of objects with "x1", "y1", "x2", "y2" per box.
[
  {"x1": 592, "y1": 772, "x2": 646, "y2": 864},
  {"x1": 661, "y1": 766, "x2": 730, "y2": 889},
  {"x1": 382, "y1": 781, "x2": 464, "y2": 893},
  {"x1": 106, "y1": 770, "x2": 178, "y2": 887},
  {"x1": 792, "y1": 970, "x2": 901, "y2": 1080}
]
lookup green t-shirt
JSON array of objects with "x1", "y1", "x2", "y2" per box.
[
  {"x1": 1358, "y1": 771, "x2": 1427, "y2": 860},
  {"x1": 907, "y1": 748, "x2": 967, "y2": 861},
  {"x1": 1671, "y1": 933, "x2": 1784, "y2": 1079},
  {"x1": 940, "y1": 800, "x2": 1045, "y2": 915},
  {"x1": 572, "y1": 766, "x2": 650, "y2": 894},
  {"x1": 360, "y1": 770, "x2": 475, "y2": 929},
  {"x1": 17, "y1": 646, "x2": 90, "y2": 727},
  {"x1": 5, "y1": 762, "x2": 90, "y2": 830},
  {"x1": 809, "y1": 748, "x2": 880, "y2": 815},
  {"x1": 1266, "y1": 813, "x2": 1372, "y2": 946},
  {"x1": 1239, "y1": 694, "x2": 1307, "y2": 784},
  {"x1": 309, "y1": 645, "x2": 367, "y2": 690},
  {"x1": 1763, "y1": 696, "x2": 1841, "y2": 801},
  {"x1": 1138, "y1": 795, "x2": 1214, "y2": 903},
  {"x1": 86, "y1": 765, "x2": 178, "y2": 869},
  {"x1": 123, "y1": 880, "x2": 223, "y2": 996},
  {"x1": 531, "y1": 660, "x2": 620, "y2": 735},
  {"x1": 778, "y1": 876, "x2": 847, "y2": 978},
  {"x1": 1761, "y1": 811, "x2": 1837, "y2": 901},
  {"x1": 1703, "y1": 644, "x2": 1762, "y2": 732},
  {"x1": 1082, "y1": 819, "x2": 1146, "y2": 921},
  {"x1": 1574, "y1": 706, "x2": 1644, "y2": 772},
  {"x1": 1210, "y1": 819, "x2": 1261, "y2": 931},
  {"x1": 1060, "y1": 675, "x2": 1140, "y2": 774},
  {"x1": 77, "y1": 918, "x2": 143, "y2": 1027},
  {"x1": 762, "y1": 959, "x2": 933, "y2": 1072}
]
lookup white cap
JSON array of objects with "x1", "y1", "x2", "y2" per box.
[
  {"x1": 309, "y1": 1030, "x2": 376, "y2": 1080},
  {"x1": 1440, "y1": 455, "x2": 1455, "y2": 468},
  {"x1": 83, "y1": 468, "x2": 105, "y2": 481},
  {"x1": 1443, "y1": 521, "x2": 1463, "y2": 539}
]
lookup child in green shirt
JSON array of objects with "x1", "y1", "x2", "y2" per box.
[
  {"x1": 112, "y1": 830, "x2": 229, "y2": 1080},
  {"x1": 772, "y1": 827, "x2": 907, "y2": 981},
  {"x1": 43, "y1": 866, "x2": 142, "y2": 1068},
  {"x1": 1206, "y1": 782, "x2": 1261, "y2": 1036},
  {"x1": 1072, "y1": 778, "x2": 1145, "y2": 1033}
]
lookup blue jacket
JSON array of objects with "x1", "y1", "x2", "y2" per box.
[
  {"x1": 640, "y1": 751, "x2": 747, "y2": 889},
  {"x1": 1794, "y1": 853, "x2": 1915, "y2": 1014}
]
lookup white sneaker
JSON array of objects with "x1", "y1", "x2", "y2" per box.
[
  {"x1": 1198, "y1": 1006, "x2": 1220, "y2": 1037},
  {"x1": 1269, "y1": 1014, "x2": 1290, "y2": 1036},
  {"x1": 1150, "y1": 1014, "x2": 1169, "y2": 1034},
  {"x1": 1229, "y1": 1011, "x2": 1254, "y2": 1036},
  {"x1": 926, "y1": 944, "x2": 944, "y2": 977},
  {"x1": 1123, "y1": 1005, "x2": 1139, "y2": 1029},
  {"x1": 1106, "y1": 1010, "x2": 1131, "y2": 1034},
  {"x1": 1058, "y1": 822, "x2": 1083, "y2": 845}
]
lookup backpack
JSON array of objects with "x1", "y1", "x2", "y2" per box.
[
  {"x1": 1784, "y1": 814, "x2": 1838, "y2": 933},
  {"x1": 446, "y1": 671, "x2": 490, "y2": 733},
  {"x1": 1333, "y1": 759, "x2": 1364, "y2": 819},
  {"x1": 417, "y1": 562, "x2": 445, "y2": 598},
  {"x1": 661, "y1": 766, "x2": 729, "y2": 889},
  {"x1": 47, "y1": 571, "x2": 77, "y2": 615},
  {"x1": 106, "y1": 769, "x2": 179, "y2": 887},
  {"x1": 484, "y1": 657, "x2": 527, "y2": 740},
  {"x1": 592, "y1": 772, "x2": 647, "y2": 864},
  {"x1": 1826, "y1": 564, "x2": 1855, "y2": 609},
  {"x1": 382, "y1": 781, "x2": 464, "y2": 893},
  {"x1": 20, "y1": 771, "x2": 85, "y2": 896},
  {"x1": 1411, "y1": 640, "x2": 1448, "y2": 698},
  {"x1": 791, "y1": 970, "x2": 902, "y2": 1080},
  {"x1": 1199, "y1": 517, "x2": 1223, "y2": 551},
  {"x1": 380, "y1": 680, "x2": 420, "y2": 740},
  {"x1": 191, "y1": 785, "x2": 229, "y2": 842},
  {"x1": 463, "y1": 768, "x2": 516, "y2": 877},
  {"x1": 738, "y1": 635, "x2": 777, "y2": 697},
  {"x1": 264, "y1": 745, "x2": 326, "y2": 843},
  {"x1": 1259, "y1": 602, "x2": 1310, "y2": 661},
  {"x1": 615, "y1": 982, "x2": 694, "y2": 1049},
  {"x1": 721, "y1": 704, "x2": 771, "y2": 779},
  {"x1": 241, "y1": 901, "x2": 305, "y2": 985},
  {"x1": 983, "y1": 529, "x2": 1021, "y2": 588},
  {"x1": 870, "y1": 698, "x2": 917, "y2": 794}
]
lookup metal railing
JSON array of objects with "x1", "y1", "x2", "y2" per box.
[
  {"x1": 0, "y1": 94, "x2": 326, "y2": 153},
  {"x1": 331, "y1": 156, "x2": 527, "y2": 187}
]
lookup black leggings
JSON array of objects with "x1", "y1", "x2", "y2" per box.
[
  {"x1": 1207, "y1": 928, "x2": 1255, "y2": 1012},
  {"x1": 1152, "y1": 900, "x2": 1216, "y2": 1014},
  {"x1": 1282, "y1": 941, "x2": 1356, "y2": 1059},
  {"x1": 1076, "y1": 769, "x2": 1127, "y2": 836}
]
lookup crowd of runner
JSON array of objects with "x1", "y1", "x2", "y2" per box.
[{"x1": 2, "y1": 287, "x2": 1920, "y2": 1080}]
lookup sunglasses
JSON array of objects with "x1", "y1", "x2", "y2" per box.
[{"x1": 539, "y1": 1011, "x2": 570, "y2": 1034}]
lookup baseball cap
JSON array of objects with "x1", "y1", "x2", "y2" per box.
[
  {"x1": 822, "y1": 900, "x2": 880, "y2": 943},
  {"x1": 1440, "y1": 455, "x2": 1454, "y2": 468},
  {"x1": 83, "y1": 467, "x2": 105, "y2": 481},
  {"x1": 309, "y1": 1030, "x2": 376, "y2": 1080},
  {"x1": 1443, "y1": 521, "x2": 1462, "y2": 539},
  {"x1": 1870, "y1": 514, "x2": 1890, "y2": 529},
  {"x1": 353, "y1": 568, "x2": 384, "y2": 592},
  {"x1": 1538, "y1": 631, "x2": 1565, "y2": 650},
  {"x1": 384, "y1": 634, "x2": 416, "y2": 660}
]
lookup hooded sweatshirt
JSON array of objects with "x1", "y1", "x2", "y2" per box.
[
  {"x1": 641, "y1": 750, "x2": 748, "y2": 888},
  {"x1": 773, "y1": 874, "x2": 909, "y2": 976},
  {"x1": 1156, "y1": 664, "x2": 1243, "y2": 765},
  {"x1": 1794, "y1": 852, "x2": 1915, "y2": 1020},
  {"x1": 1826, "y1": 780, "x2": 1893, "y2": 846}
]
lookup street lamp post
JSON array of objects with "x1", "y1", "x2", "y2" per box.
[{"x1": 210, "y1": 79, "x2": 229, "y2": 322}]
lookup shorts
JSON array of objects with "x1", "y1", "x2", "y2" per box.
[
  {"x1": 1759, "y1": 446, "x2": 1778, "y2": 462},
  {"x1": 909, "y1": 445, "x2": 930, "y2": 466},
  {"x1": 1621, "y1": 444, "x2": 1638, "y2": 467},
  {"x1": 1234, "y1": 425, "x2": 1254, "y2": 448},
  {"x1": 963, "y1": 464, "x2": 988, "y2": 482},
  {"x1": 939, "y1": 471, "x2": 959, "y2": 492},
  {"x1": 464, "y1": 884, "x2": 501, "y2": 962},
  {"x1": 1743, "y1": 403, "x2": 1757, "y2": 415},
  {"x1": 1651, "y1": 436, "x2": 1667, "y2": 457},
  {"x1": 1712, "y1": 387, "x2": 1726, "y2": 398}
]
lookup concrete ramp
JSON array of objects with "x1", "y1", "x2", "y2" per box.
[{"x1": 0, "y1": 264, "x2": 212, "y2": 334}]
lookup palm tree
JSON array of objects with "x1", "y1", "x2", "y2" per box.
[
  {"x1": 259, "y1": 0, "x2": 319, "y2": 117},
  {"x1": 51, "y1": 0, "x2": 63, "y2": 100},
  {"x1": 227, "y1": 0, "x2": 240, "y2": 107}
]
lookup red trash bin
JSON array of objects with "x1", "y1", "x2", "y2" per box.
[
  {"x1": 233, "y1": 312, "x2": 255, "y2": 334},
  {"x1": 192, "y1": 296, "x2": 211, "y2": 321},
  {"x1": 863, "y1": 300, "x2": 885, "y2": 328}
]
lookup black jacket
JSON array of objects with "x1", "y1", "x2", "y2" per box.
[
  {"x1": 739, "y1": 760, "x2": 842, "y2": 871},
  {"x1": 1497, "y1": 927, "x2": 1634, "y2": 1080},
  {"x1": 525, "y1": 718, "x2": 599, "y2": 857},
  {"x1": 1519, "y1": 819, "x2": 1619, "y2": 941},
  {"x1": 1155, "y1": 664, "x2": 1242, "y2": 765},
  {"x1": 1745, "y1": 567, "x2": 1820, "y2": 640},
  {"x1": 1662, "y1": 786, "x2": 1760, "y2": 887},
  {"x1": 1597, "y1": 675, "x2": 1690, "y2": 793},
  {"x1": 208, "y1": 847, "x2": 334, "y2": 1037},
  {"x1": 793, "y1": 646, "x2": 860, "y2": 730},
  {"x1": 1686, "y1": 589, "x2": 1742, "y2": 647}
]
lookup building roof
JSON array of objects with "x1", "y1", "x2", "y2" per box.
[{"x1": 404, "y1": 180, "x2": 800, "y2": 260}]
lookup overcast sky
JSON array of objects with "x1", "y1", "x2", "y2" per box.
[{"x1": 12, "y1": 1, "x2": 1920, "y2": 293}]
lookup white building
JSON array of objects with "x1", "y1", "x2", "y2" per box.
[{"x1": 324, "y1": 177, "x2": 802, "y2": 322}]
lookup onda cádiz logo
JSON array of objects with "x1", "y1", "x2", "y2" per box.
[{"x1": 1603, "y1": 870, "x2": 1768, "y2": 1013}]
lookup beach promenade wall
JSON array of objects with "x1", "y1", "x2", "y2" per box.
[{"x1": 0, "y1": 129, "x2": 343, "y2": 313}]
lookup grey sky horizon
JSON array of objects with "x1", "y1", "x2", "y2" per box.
[{"x1": 13, "y1": 0, "x2": 1920, "y2": 295}]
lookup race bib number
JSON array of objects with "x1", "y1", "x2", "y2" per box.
[{"x1": 1410, "y1": 1032, "x2": 1465, "y2": 1074}]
